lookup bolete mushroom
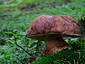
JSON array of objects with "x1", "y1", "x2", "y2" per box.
[{"x1": 25, "y1": 15, "x2": 81, "y2": 56}]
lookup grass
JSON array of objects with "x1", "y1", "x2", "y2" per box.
[
  {"x1": 0, "y1": 0, "x2": 85, "y2": 63},
  {"x1": 0, "y1": 0, "x2": 85, "y2": 31}
]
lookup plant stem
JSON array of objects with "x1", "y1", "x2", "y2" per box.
[{"x1": 14, "y1": 36, "x2": 32, "y2": 56}]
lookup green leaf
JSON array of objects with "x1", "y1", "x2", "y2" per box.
[{"x1": 28, "y1": 41, "x2": 31, "y2": 47}]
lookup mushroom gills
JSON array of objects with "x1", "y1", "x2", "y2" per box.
[{"x1": 44, "y1": 34, "x2": 72, "y2": 56}]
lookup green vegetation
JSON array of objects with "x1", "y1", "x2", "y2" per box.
[
  {"x1": 0, "y1": 0, "x2": 85, "y2": 64},
  {"x1": 32, "y1": 38, "x2": 85, "y2": 64}
]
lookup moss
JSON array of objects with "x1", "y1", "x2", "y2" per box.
[{"x1": 32, "y1": 38, "x2": 85, "y2": 64}]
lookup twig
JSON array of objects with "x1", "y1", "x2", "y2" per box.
[
  {"x1": 14, "y1": 36, "x2": 32, "y2": 56},
  {"x1": 74, "y1": 51, "x2": 81, "y2": 64},
  {"x1": 74, "y1": 59, "x2": 76, "y2": 64},
  {"x1": 68, "y1": 61, "x2": 71, "y2": 64}
]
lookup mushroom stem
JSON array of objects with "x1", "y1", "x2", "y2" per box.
[{"x1": 44, "y1": 34, "x2": 72, "y2": 56}]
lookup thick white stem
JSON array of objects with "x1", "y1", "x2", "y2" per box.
[{"x1": 44, "y1": 34, "x2": 72, "y2": 56}]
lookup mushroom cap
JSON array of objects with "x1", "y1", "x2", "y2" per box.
[{"x1": 25, "y1": 15, "x2": 81, "y2": 40}]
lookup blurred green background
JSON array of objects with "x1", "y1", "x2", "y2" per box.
[{"x1": 0, "y1": 0, "x2": 85, "y2": 64}]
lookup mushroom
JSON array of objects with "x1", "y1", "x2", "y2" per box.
[{"x1": 25, "y1": 15, "x2": 81, "y2": 56}]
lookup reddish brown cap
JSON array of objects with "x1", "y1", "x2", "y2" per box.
[{"x1": 25, "y1": 15, "x2": 81, "y2": 40}]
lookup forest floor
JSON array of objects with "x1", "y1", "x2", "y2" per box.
[{"x1": 0, "y1": 0, "x2": 85, "y2": 64}]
